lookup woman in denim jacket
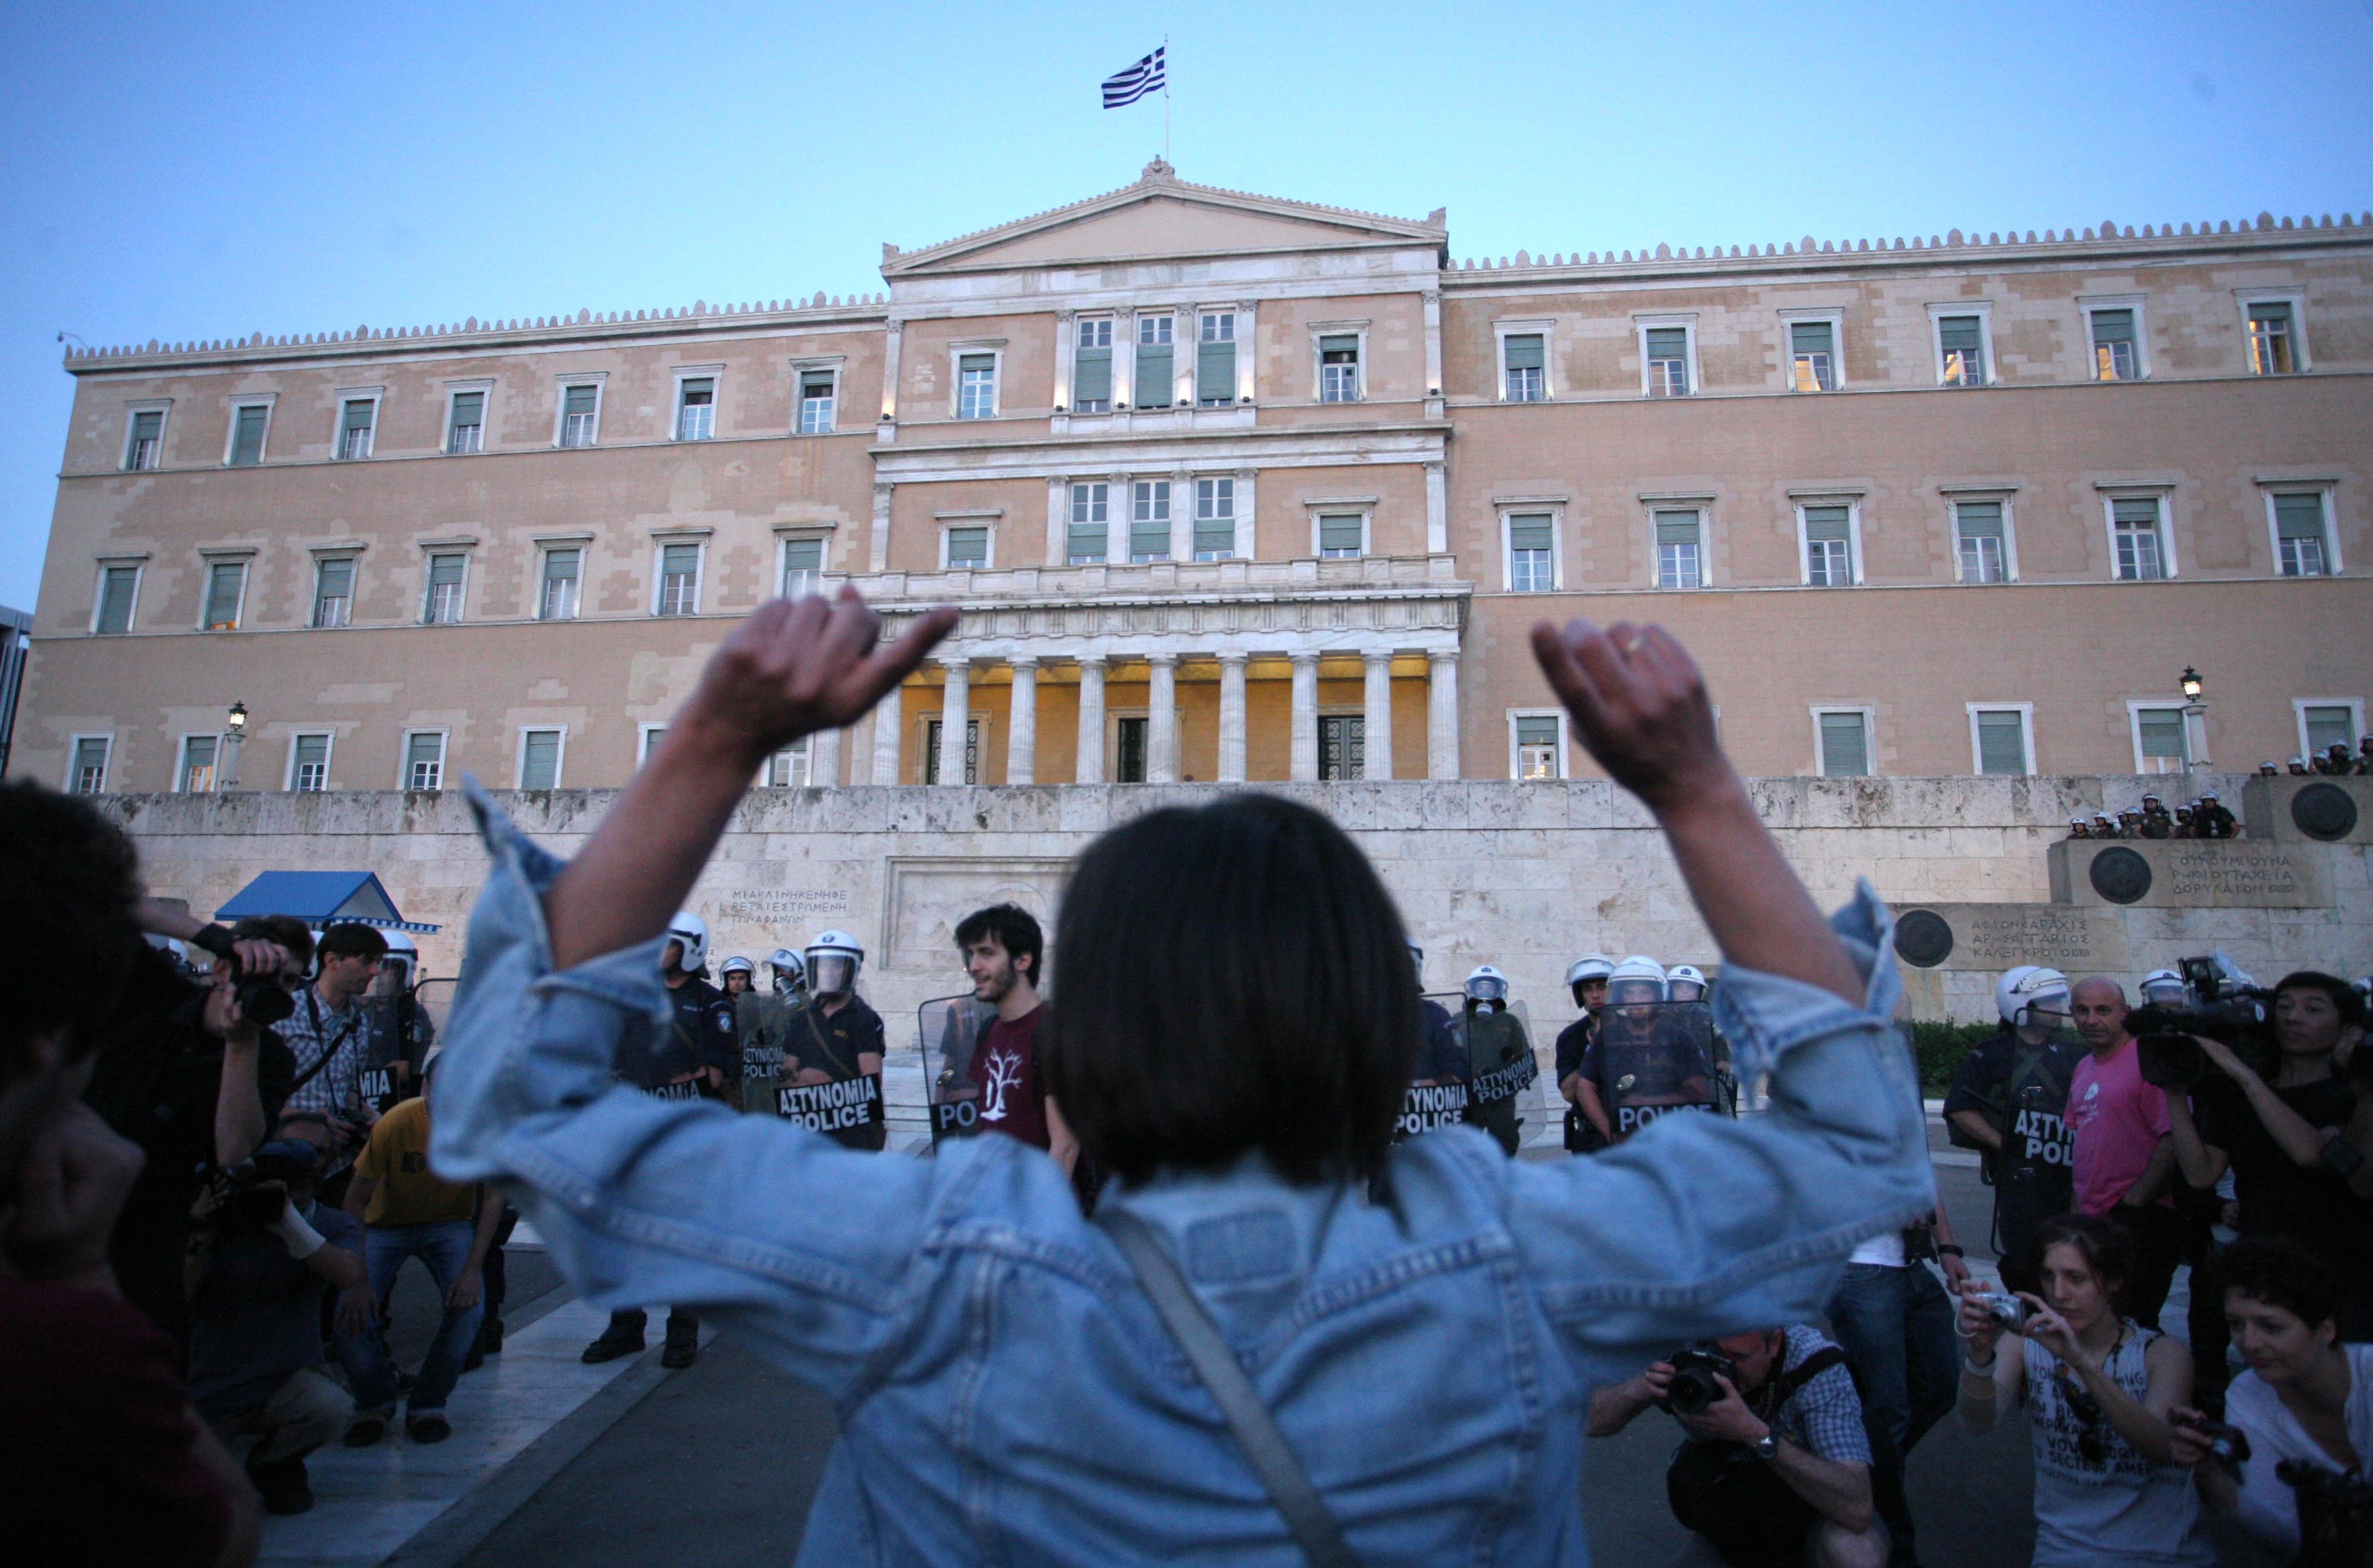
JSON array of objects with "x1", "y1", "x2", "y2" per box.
[{"x1": 431, "y1": 590, "x2": 1934, "y2": 1566}]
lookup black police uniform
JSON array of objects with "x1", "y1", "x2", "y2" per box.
[
  {"x1": 792, "y1": 995, "x2": 889, "y2": 1152},
  {"x1": 1943, "y1": 1028, "x2": 2078, "y2": 1293},
  {"x1": 1460, "y1": 1005, "x2": 1530, "y2": 1157},
  {"x1": 1413, "y1": 998, "x2": 1471, "y2": 1085}
]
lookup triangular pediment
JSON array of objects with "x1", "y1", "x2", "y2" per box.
[{"x1": 883, "y1": 161, "x2": 1445, "y2": 276}]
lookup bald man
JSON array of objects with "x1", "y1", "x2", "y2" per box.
[{"x1": 2066, "y1": 976, "x2": 2181, "y2": 1328}]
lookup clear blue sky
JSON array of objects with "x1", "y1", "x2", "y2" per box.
[{"x1": 3, "y1": 1, "x2": 2368, "y2": 609}]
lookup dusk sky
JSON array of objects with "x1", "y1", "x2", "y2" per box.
[{"x1": 3, "y1": 1, "x2": 2368, "y2": 608}]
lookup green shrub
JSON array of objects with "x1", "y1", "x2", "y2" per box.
[{"x1": 1905, "y1": 1019, "x2": 1999, "y2": 1097}]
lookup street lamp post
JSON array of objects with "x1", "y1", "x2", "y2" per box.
[
  {"x1": 2178, "y1": 668, "x2": 2208, "y2": 772},
  {"x1": 222, "y1": 701, "x2": 248, "y2": 789}
]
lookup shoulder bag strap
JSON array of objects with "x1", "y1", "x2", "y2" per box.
[{"x1": 1098, "y1": 1209, "x2": 1360, "y2": 1568}]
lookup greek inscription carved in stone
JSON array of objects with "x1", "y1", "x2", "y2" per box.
[
  {"x1": 1955, "y1": 909, "x2": 2115, "y2": 969},
  {"x1": 2158, "y1": 845, "x2": 2301, "y2": 903},
  {"x1": 712, "y1": 888, "x2": 853, "y2": 924}
]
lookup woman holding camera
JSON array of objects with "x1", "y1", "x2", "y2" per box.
[{"x1": 1956, "y1": 1213, "x2": 2211, "y2": 1566}]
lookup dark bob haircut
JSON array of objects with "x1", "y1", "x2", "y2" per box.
[
  {"x1": 2215, "y1": 1236, "x2": 2343, "y2": 1330},
  {"x1": 1043, "y1": 793, "x2": 1419, "y2": 1187},
  {"x1": 953, "y1": 903, "x2": 1042, "y2": 985},
  {"x1": 2028, "y1": 1212, "x2": 2134, "y2": 1293}
]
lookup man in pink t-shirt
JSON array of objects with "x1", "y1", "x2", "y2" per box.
[{"x1": 2066, "y1": 976, "x2": 2181, "y2": 1328}]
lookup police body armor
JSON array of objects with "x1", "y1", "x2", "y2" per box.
[
  {"x1": 784, "y1": 994, "x2": 887, "y2": 1151},
  {"x1": 735, "y1": 991, "x2": 791, "y2": 1113},
  {"x1": 1971, "y1": 1029, "x2": 2078, "y2": 1271},
  {"x1": 921, "y1": 995, "x2": 997, "y2": 1147},
  {"x1": 1598, "y1": 1001, "x2": 1718, "y2": 1143},
  {"x1": 354, "y1": 988, "x2": 433, "y2": 1110},
  {"x1": 618, "y1": 975, "x2": 737, "y2": 1104},
  {"x1": 1459, "y1": 1002, "x2": 1530, "y2": 1157}
]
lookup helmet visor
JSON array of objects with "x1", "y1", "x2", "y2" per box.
[
  {"x1": 810, "y1": 954, "x2": 857, "y2": 996},
  {"x1": 1467, "y1": 976, "x2": 1506, "y2": 1005}
]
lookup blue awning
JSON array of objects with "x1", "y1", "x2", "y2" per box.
[{"x1": 214, "y1": 871, "x2": 440, "y2": 934}]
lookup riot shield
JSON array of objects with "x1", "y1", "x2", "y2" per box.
[
  {"x1": 918, "y1": 993, "x2": 997, "y2": 1147},
  {"x1": 1591, "y1": 1000, "x2": 1719, "y2": 1142},
  {"x1": 352, "y1": 988, "x2": 431, "y2": 1109},
  {"x1": 736, "y1": 992, "x2": 788, "y2": 1113}
]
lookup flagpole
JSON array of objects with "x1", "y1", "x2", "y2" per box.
[{"x1": 1163, "y1": 34, "x2": 1171, "y2": 163}]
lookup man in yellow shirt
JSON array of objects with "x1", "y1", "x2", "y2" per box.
[{"x1": 335, "y1": 1050, "x2": 502, "y2": 1445}]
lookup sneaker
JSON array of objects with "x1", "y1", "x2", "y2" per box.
[
  {"x1": 342, "y1": 1411, "x2": 389, "y2": 1447},
  {"x1": 660, "y1": 1334, "x2": 699, "y2": 1370},
  {"x1": 580, "y1": 1330, "x2": 646, "y2": 1364},
  {"x1": 246, "y1": 1453, "x2": 315, "y2": 1515},
  {"x1": 407, "y1": 1412, "x2": 452, "y2": 1444}
]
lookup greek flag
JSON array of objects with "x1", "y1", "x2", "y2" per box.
[{"x1": 1102, "y1": 47, "x2": 1165, "y2": 108}]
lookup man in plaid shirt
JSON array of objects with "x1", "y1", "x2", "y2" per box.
[{"x1": 278, "y1": 924, "x2": 390, "y2": 1167}]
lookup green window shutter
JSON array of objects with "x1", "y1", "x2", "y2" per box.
[
  {"x1": 2111, "y1": 497, "x2": 2160, "y2": 529},
  {"x1": 1819, "y1": 713, "x2": 1869, "y2": 776},
  {"x1": 1516, "y1": 716, "x2": 1559, "y2": 747},
  {"x1": 1073, "y1": 344, "x2": 1111, "y2": 405},
  {"x1": 405, "y1": 732, "x2": 441, "y2": 770},
  {"x1": 229, "y1": 406, "x2": 268, "y2": 465},
  {"x1": 2274, "y1": 494, "x2": 2325, "y2": 540},
  {"x1": 1319, "y1": 334, "x2": 1358, "y2": 357},
  {"x1": 1645, "y1": 327, "x2": 1687, "y2": 361},
  {"x1": 1976, "y1": 711, "x2": 2027, "y2": 774},
  {"x1": 1507, "y1": 514, "x2": 1553, "y2": 552},
  {"x1": 1319, "y1": 515, "x2": 1363, "y2": 553},
  {"x1": 2304, "y1": 705, "x2": 2355, "y2": 752},
  {"x1": 947, "y1": 527, "x2": 988, "y2": 567},
  {"x1": 1196, "y1": 339, "x2": 1235, "y2": 402},
  {"x1": 1502, "y1": 334, "x2": 1544, "y2": 370},
  {"x1": 543, "y1": 547, "x2": 579, "y2": 581},
  {"x1": 782, "y1": 538, "x2": 822, "y2": 572},
  {"x1": 520, "y1": 731, "x2": 561, "y2": 789},
  {"x1": 425, "y1": 553, "x2": 463, "y2": 588},
  {"x1": 662, "y1": 543, "x2": 699, "y2": 577},
  {"x1": 129, "y1": 410, "x2": 163, "y2": 452},
  {"x1": 2137, "y1": 709, "x2": 2187, "y2": 760},
  {"x1": 72, "y1": 737, "x2": 110, "y2": 790},
  {"x1": 1654, "y1": 510, "x2": 1701, "y2": 545},
  {"x1": 96, "y1": 567, "x2": 138, "y2": 633},
  {"x1": 958, "y1": 353, "x2": 993, "y2": 375},
  {"x1": 449, "y1": 390, "x2": 484, "y2": 426},
  {"x1": 1937, "y1": 317, "x2": 1983, "y2": 354},
  {"x1": 563, "y1": 385, "x2": 597, "y2": 417},
  {"x1": 204, "y1": 563, "x2": 244, "y2": 628},
  {"x1": 1135, "y1": 344, "x2": 1173, "y2": 407},
  {"x1": 1068, "y1": 521, "x2": 1108, "y2": 560},
  {"x1": 1790, "y1": 321, "x2": 1835, "y2": 356},
  {"x1": 341, "y1": 400, "x2": 374, "y2": 433},
  {"x1": 679, "y1": 377, "x2": 713, "y2": 403},
  {"x1": 1955, "y1": 501, "x2": 2004, "y2": 539},
  {"x1": 2090, "y1": 309, "x2": 2135, "y2": 344},
  {"x1": 317, "y1": 557, "x2": 354, "y2": 599},
  {"x1": 2250, "y1": 301, "x2": 2293, "y2": 328},
  {"x1": 1803, "y1": 505, "x2": 1851, "y2": 541}
]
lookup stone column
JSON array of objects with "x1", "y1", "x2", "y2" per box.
[
  {"x1": 1425, "y1": 461, "x2": 1448, "y2": 554},
  {"x1": 1363, "y1": 651, "x2": 1395, "y2": 781},
  {"x1": 813, "y1": 726, "x2": 843, "y2": 788},
  {"x1": 871, "y1": 681, "x2": 904, "y2": 785},
  {"x1": 1075, "y1": 656, "x2": 1107, "y2": 784},
  {"x1": 1007, "y1": 657, "x2": 1038, "y2": 785},
  {"x1": 1427, "y1": 650, "x2": 1459, "y2": 780},
  {"x1": 879, "y1": 319, "x2": 904, "y2": 427},
  {"x1": 1289, "y1": 654, "x2": 1319, "y2": 782},
  {"x1": 869, "y1": 481, "x2": 893, "y2": 572},
  {"x1": 1147, "y1": 653, "x2": 1178, "y2": 783},
  {"x1": 1217, "y1": 654, "x2": 1248, "y2": 783},
  {"x1": 936, "y1": 658, "x2": 970, "y2": 786}
]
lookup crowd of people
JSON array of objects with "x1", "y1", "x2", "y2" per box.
[
  {"x1": 2065, "y1": 790, "x2": 2238, "y2": 841},
  {"x1": 5, "y1": 585, "x2": 2370, "y2": 1567}
]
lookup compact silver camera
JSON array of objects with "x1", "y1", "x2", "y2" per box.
[{"x1": 1970, "y1": 1289, "x2": 2027, "y2": 1333}]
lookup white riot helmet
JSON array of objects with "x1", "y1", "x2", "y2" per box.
[
  {"x1": 1407, "y1": 942, "x2": 1425, "y2": 982},
  {"x1": 1565, "y1": 952, "x2": 1615, "y2": 990},
  {"x1": 1666, "y1": 964, "x2": 1709, "y2": 1004},
  {"x1": 2139, "y1": 968, "x2": 2187, "y2": 1007},
  {"x1": 805, "y1": 931, "x2": 864, "y2": 997},
  {"x1": 1464, "y1": 965, "x2": 1510, "y2": 1011},
  {"x1": 768, "y1": 947, "x2": 806, "y2": 995},
  {"x1": 378, "y1": 929, "x2": 420, "y2": 985},
  {"x1": 1608, "y1": 954, "x2": 1668, "y2": 1009},
  {"x1": 719, "y1": 956, "x2": 756, "y2": 990},
  {"x1": 1995, "y1": 965, "x2": 2071, "y2": 1030},
  {"x1": 664, "y1": 912, "x2": 709, "y2": 974}
]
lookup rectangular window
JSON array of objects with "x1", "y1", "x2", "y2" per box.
[
  {"x1": 311, "y1": 557, "x2": 356, "y2": 628},
  {"x1": 1508, "y1": 513, "x2": 1555, "y2": 592},
  {"x1": 957, "y1": 353, "x2": 997, "y2": 419},
  {"x1": 1130, "y1": 480, "x2": 1171, "y2": 562},
  {"x1": 538, "y1": 547, "x2": 581, "y2": 621},
  {"x1": 70, "y1": 737, "x2": 111, "y2": 794},
  {"x1": 1644, "y1": 326, "x2": 1690, "y2": 396},
  {"x1": 177, "y1": 734, "x2": 219, "y2": 793},
  {"x1": 2246, "y1": 301, "x2": 2297, "y2": 375},
  {"x1": 946, "y1": 526, "x2": 989, "y2": 569},
  {"x1": 675, "y1": 377, "x2": 715, "y2": 441},
  {"x1": 1937, "y1": 315, "x2": 1986, "y2": 386},
  {"x1": 1136, "y1": 315, "x2": 1175, "y2": 408},
  {"x1": 656, "y1": 543, "x2": 700, "y2": 616},
  {"x1": 228, "y1": 405, "x2": 269, "y2": 466},
  {"x1": 2275, "y1": 493, "x2": 2331, "y2": 578},
  {"x1": 923, "y1": 718, "x2": 983, "y2": 786},
  {"x1": 1193, "y1": 478, "x2": 1236, "y2": 559},
  {"x1": 2303, "y1": 704, "x2": 2357, "y2": 755},
  {"x1": 1655, "y1": 510, "x2": 1703, "y2": 589},
  {"x1": 2135, "y1": 707, "x2": 2188, "y2": 773},
  {"x1": 518, "y1": 727, "x2": 563, "y2": 790},
  {"x1": 1068, "y1": 482, "x2": 1110, "y2": 564},
  {"x1": 1790, "y1": 321, "x2": 1837, "y2": 392},
  {"x1": 1319, "y1": 334, "x2": 1360, "y2": 403},
  {"x1": 640, "y1": 726, "x2": 666, "y2": 766},
  {"x1": 1817, "y1": 711, "x2": 1870, "y2": 777},
  {"x1": 1319, "y1": 514, "x2": 1364, "y2": 559},
  {"x1": 780, "y1": 537, "x2": 823, "y2": 597},
  {"x1": 1974, "y1": 709, "x2": 2029, "y2": 775},
  {"x1": 1113, "y1": 717, "x2": 1148, "y2": 784},
  {"x1": 125, "y1": 410, "x2": 163, "y2": 471},
  {"x1": 2090, "y1": 309, "x2": 2138, "y2": 380},
  {"x1": 94, "y1": 565, "x2": 139, "y2": 634},
  {"x1": 768, "y1": 736, "x2": 813, "y2": 788},
  {"x1": 559, "y1": 384, "x2": 599, "y2": 447},
  {"x1": 202, "y1": 561, "x2": 247, "y2": 630},
  {"x1": 797, "y1": 369, "x2": 837, "y2": 434},
  {"x1": 1515, "y1": 715, "x2": 1561, "y2": 780},
  {"x1": 1503, "y1": 333, "x2": 1545, "y2": 401},
  {"x1": 446, "y1": 390, "x2": 484, "y2": 454},
  {"x1": 403, "y1": 731, "x2": 446, "y2": 792},
  {"x1": 289, "y1": 733, "x2": 331, "y2": 792},
  {"x1": 1955, "y1": 501, "x2": 2008, "y2": 583},
  {"x1": 1317, "y1": 715, "x2": 1365, "y2": 782},
  {"x1": 338, "y1": 398, "x2": 376, "y2": 459},
  {"x1": 1196, "y1": 313, "x2": 1236, "y2": 406},
  {"x1": 1803, "y1": 506, "x2": 1854, "y2": 586},
  {"x1": 1073, "y1": 319, "x2": 1112, "y2": 412},
  {"x1": 423, "y1": 553, "x2": 466, "y2": 624},
  {"x1": 2112, "y1": 497, "x2": 2168, "y2": 581}
]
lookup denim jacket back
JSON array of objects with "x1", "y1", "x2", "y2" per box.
[{"x1": 432, "y1": 786, "x2": 1932, "y2": 1566}]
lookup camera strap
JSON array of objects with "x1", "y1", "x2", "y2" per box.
[
  {"x1": 1098, "y1": 1209, "x2": 1360, "y2": 1568},
  {"x1": 287, "y1": 988, "x2": 362, "y2": 1097}
]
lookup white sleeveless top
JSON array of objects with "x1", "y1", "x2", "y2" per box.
[{"x1": 2023, "y1": 1323, "x2": 2214, "y2": 1567}]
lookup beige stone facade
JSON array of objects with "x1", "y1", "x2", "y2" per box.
[{"x1": 15, "y1": 164, "x2": 2373, "y2": 802}]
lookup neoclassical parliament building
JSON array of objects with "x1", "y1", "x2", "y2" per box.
[{"x1": 15, "y1": 161, "x2": 2373, "y2": 804}]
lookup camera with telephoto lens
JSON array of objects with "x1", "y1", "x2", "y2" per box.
[
  {"x1": 2130, "y1": 953, "x2": 2277, "y2": 1090},
  {"x1": 2172, "y1": 1411, "x2": 2252, "y2": 1471},
  {"x1": 188, "y1": 922, "x2": 296, "y2": 1027},
  {"x1": 1659, "y1": 1343, "x2": 1742, "y2": 1416},
  {"x1": 1971, "y1": 1288, "x2": 2029, "y2": 1334},
  {"x1": 207, "y1": 1138, "x2": 323, "y2": 1226}
]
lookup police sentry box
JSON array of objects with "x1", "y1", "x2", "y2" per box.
[
  {"x1": 920, "y1": 994, "x2": 998, "y2": 1147},
  {"x1": 776, "y1": 1074, "x2": 885, "y2": 1133}
]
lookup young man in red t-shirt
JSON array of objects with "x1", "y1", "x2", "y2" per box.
[{"x1": 954, "y1": 904, "x2": 1076, "y2": 1177}]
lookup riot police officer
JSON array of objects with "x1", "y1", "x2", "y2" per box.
[
  {"x1": 1577, "y1": 957, "x2": 1717, "y2": 1145},
  {"x1": 1555, "y1": 954, "x2": 1615, "y2": 1151},
  {"x1": 1408, "y1": 944, "x2": 1469, "y2": 1086},
  {"x1": 719, "y1": 955, "x2": 756, "y2": 995},
  {"x1": 1460, "y1": 965, "x2": 1530, "y2": 1157},
  {"x1": 1942, "y1": 965, "x2": 2079, "y2": 1295},
  {"x1": 786, "y1": 931, "x2": 887, "y2": 1153}
]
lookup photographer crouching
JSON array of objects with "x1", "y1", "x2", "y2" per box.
[{"x1": 1589, "y1": 1326, "x2": 1889, "y2": 1568}]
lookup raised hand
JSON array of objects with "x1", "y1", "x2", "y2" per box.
[{"x1": 1529, "y1": 617, "x2": 1733, "y2": 816}]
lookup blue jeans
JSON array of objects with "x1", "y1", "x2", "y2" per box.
[
  {"x1": 336, "y1": 1220, "x2": 484, "y2": 1417},
  {"x1": 1826, "y1": 1261, "x2": 1957, "y2": 1565}
]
